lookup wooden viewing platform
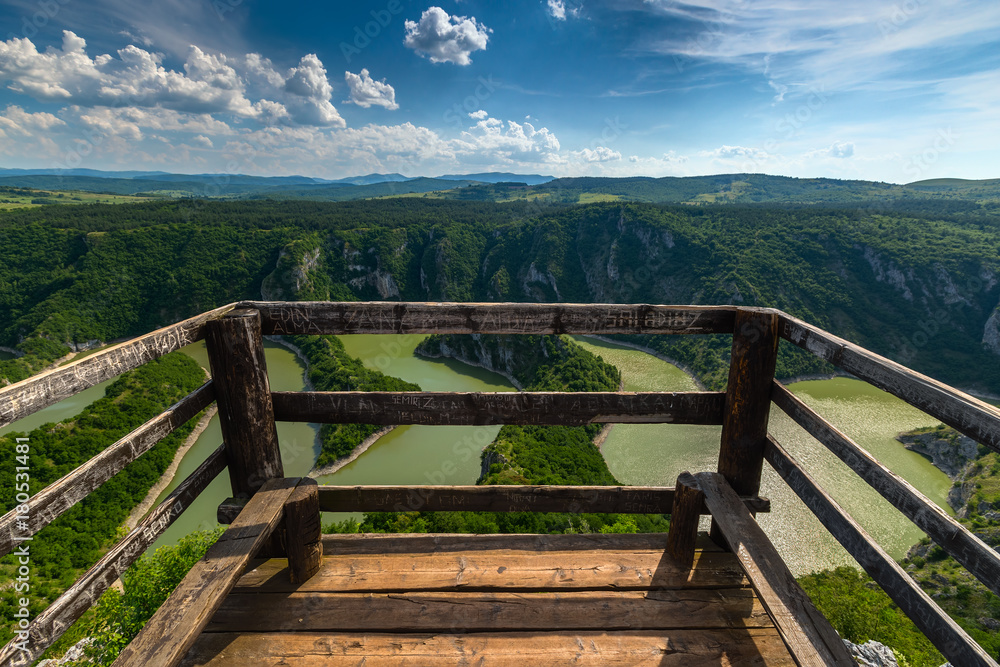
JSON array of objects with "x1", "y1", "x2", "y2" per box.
[{"x1": 2, "y1": 302, "x2": 1000, "y2": 666}]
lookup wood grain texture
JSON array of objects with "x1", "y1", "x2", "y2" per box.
[
  {"x1": 317, "y1": 532, "x2": 724, "y2": 555},
  {"x1": 0, "y1": 444, "x2": 227, "y2": 667},
  {"x1": 772, "y1": 381, "x2": 1000, "y2": 599},
  {"x1": 284, "y1": 479, "x2": 321, "y2": 585},
  {"x1": 233, "y1": 548, "x2": 748, "y2": 593},
  {"x1": 245, "y1": 301, "x2": 737, "y2": 336},
  {"x1": 112, "y1": 477, "x2": 301, "y2": 667},
  {"x1": 665, "y1": 472, "x2": 705, "y2": 568},
  {"x1": 252, "y1": 485, "x2": 766, "y2": 516},
  {"x1": 0, "y1": 304, "x2": 234, "y2": 429},
  {"x1": 779, "y1": 312, "x2": 1000, "y2": 454},
  {"x1": 205, "y1": 309, "x2": 283, "y2": 497},
  {"x1": 206, "y1": 589, "x2": 772, "y2": 632},
  {"x1": 717, "y1": 309, "x2": 780, "y2": 499},
  {"x1": 764, "y1": 436, "x2": 998, "y2": 667},
  {"x1": 272, "y1": 390, "x2": 726, "y2": 425},
  {"x1": 180, "y1": 629, "x2": 796, "y2": 666},
  {"x1": 695, "y1": 471, "x2": 855, "y2": 666},
  {"x1": 0, "y1": 382, "x2": 214, "y2": 559}
]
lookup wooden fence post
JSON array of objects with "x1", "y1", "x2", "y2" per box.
[
  {"x1": 665, "y1": 472, "x2": 704, "y2": 568},
  {"x1": 285, "y1": 479, "x2": 322, "y2": 584},
  {"x1": 206, "y1": 308, "x2": 283, "y2": 497},
  {"x1": 716, "y1": 308, "x2": 780, "y2": 500}
]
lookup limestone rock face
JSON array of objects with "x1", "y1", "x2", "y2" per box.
[{"x1": 842, "y1": 639, "x2": 900, "y2": 667}]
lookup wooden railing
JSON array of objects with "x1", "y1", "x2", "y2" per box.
[{"x1": 1, "y1": 302, "x2": 999, "y2": 667}]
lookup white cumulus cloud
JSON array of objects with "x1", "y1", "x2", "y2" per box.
[
  {"x1": 573, "y1": 146, "x2": 621, "y2": 162},
  {"x1": 469, "y1": 109, "x2": 488, "y2": 119},
  {"x1": 546, "y1": 0, "x2": 580, "y2": 21},
  {"x1": 344, "y1": 69, "x2": 399, "y2": 110},
  {"x1": 404, "y1": 7, "x2": 491, "y2": 66}
]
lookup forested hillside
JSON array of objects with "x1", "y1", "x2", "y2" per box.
[{"x1": 3, "y1": 198, "x2": 996, "y2": 393}]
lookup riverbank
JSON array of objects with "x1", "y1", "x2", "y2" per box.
[
  {"x1": 264, "y1": 335, "x2": 315, "y2": 391},
  {"x1": 414, "y1": 348, "x2": 525, "y2": 390},
  {"x1": 307, "y1": 425, "x2": 396, "y2": 477},
  {"x1": 123, "y1": 405, "x2": 218, "y2": 531},
  {"x1": 579, "y1": 335, "x2": 709, "y2": 390}
]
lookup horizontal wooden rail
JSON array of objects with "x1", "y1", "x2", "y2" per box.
[
  {"x1": 0, "y1": 304, "x2": 234, "y2": 429},
  {"x1": 763, "y1": 436, "x2": 998, "y2": 667},
  {"x1": 244, "y1": 301, "x2": 737, "y2": 336},
  {"x1": 272, "y1": 391, "x2": 726, "y2": 426},
  {"x1": 218, "y1": 485, "x2": 770, "y2": 522},
  {"x1": 779, "y1": 312, "x2": 1000, "y2": 453},
  {"x1": 772, "y1": 381, "x2": 1000, "y2": 598},
  {"x1": 0, "y1": 443, "x2": 228, "y2": 667},
  {"x1": 0, "y1": 382, "x2": 214, "y2": 559}
]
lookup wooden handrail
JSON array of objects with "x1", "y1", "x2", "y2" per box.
[
  {"x1": 763, "y1": 436, "x2": 998, "y2": 667},
  {"x1": 0, "y1": 382, "x2": 215, "y2": 559},
  {"x1": 217, "y1": 485, "x2": 771, "y2": 522},
  {"x1": 772, "y1": 381, "x2": 1000, "y2": 598},
  {"x1": 0, "y1": 304, "x2": 234, "y2": 429},
  {"x1": 0, "y1": 444, "x2": 228, "y2": 666},
  {"x1": 272, "y1": 390, "x2": 727, "y2": 425},
  {"x1": 243, "y1": 301, "x2": 738, "y2": 336},
  {"x1": 778, "y1": 312, "x2": 1000, "y2": 453}
]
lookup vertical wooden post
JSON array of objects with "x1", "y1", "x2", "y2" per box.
[
  {"x1": 717, "y1": 308, "x2": 780, "y2": 499},
  {"x1": 285, "y1": 479, "x2": 323, "y2": 584},
  {"x1": 665, "y1": 472, "x2": 704, "y2": 568},
  {"x1": 206, "y1": 308, "x2": 283, "y2": 498}
]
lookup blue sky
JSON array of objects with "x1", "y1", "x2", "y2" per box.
[{"x1": 0, "y1": 0, "x2": 997, "y2": 182}]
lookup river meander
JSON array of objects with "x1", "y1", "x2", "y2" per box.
[{"x1": 2, "y1": 333, "x2": 955, "y2": 573}]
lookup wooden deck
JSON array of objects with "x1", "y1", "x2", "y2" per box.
[{"x1": 179, "y1": 533, "x2": 797, "y2": 666}]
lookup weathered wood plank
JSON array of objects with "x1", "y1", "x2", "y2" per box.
[
  {"x1": 665, "y1": 472, "x2": 706, "y2": 568},
  {"x1": 0, "y1": 382, "x2": 214, "y2": 559},
  {"x1": 206, "y1": 589, "x2": 773, "y2": 632},
  {"x1": 112, "y1": 477, "x2": 301, "y2": 667},
  {"x1": 0, "y1": 304, "x2": 234, "y2": 429},
  {"x1": 772, "y1": 381, "x2": 1000, "y2": 599},
  {"x1": 695, "y1": 471, "x2": 855, "y2": 666},
  {"x1": 247, "y1": 301, "x2": 737, "y2": 336},
  {"x1": 180, "y1": 629, "x2": 796, "y2": 667},
  {"x1": 284, "y1": 479, "x2": 321, "y2": 585},
  {"x1": 717, "y1": 308, "x2": 780, "y2": 499},
  {"x1": 205, "y1": 309, "x2": 283, "y2": 497},
  {"x1": 272, "y1": 390, "x2": 727, "y2": 425},
  {"x1": 779, "y1": 312, "x2": 1000, "y2": 453},
  {"x1": 0, "y1": 444, "x2": 227, "y2": 667},
  {"x1": 317, "y1": 532, "x2": 725, "y2": 555},
  {"x1": 764, "y1": 436, "x2": 998, "y2": 667},
  {"x1": 233, "y1": 548, "x2": 748, "y2": 593},
  {"x1": 219, "y1": 485, "x2": 770, "y2": 520}
]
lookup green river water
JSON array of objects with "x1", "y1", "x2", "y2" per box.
[{"x1": 2, "y1": 334, "x2": 954, "y2": 574}]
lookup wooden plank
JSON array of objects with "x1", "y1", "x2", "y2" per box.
[
  {"x1": 284, "y1": 479, "x2": 321, "y2": 585},
  {"x1": 205, "y1": 309, "x2": 283, "y2": 497},
  {"x1": 313, "y1": 485, "x2": 770, "y2": 515},
  {"x1": 665, "y1": 472, "x2": 705, "y2": 568},
  {"x1": 317, "y1": 532, "x2": 725, "y2": 555},
  {"x1": 779, "y1": 312, "x2": 1000, "y2": 453},
  {"x1": 233, "y1": 548, "x2": 748, "y2": 593},
  {"x1": 0, "y1": 444, "x2": 227, "y2": 667},
  {"x1": 695, "y1": 471, "x2": 855, "y2": 666},
  {"x1": 180, "y1": 629, "x2": 796, "y2": 667},
  {"x1": 206, "y1": 588, "x2": 773, "y2": 632},
  {"x1": 764, "y1": 436, "x2": 998, "y2": 667},
  {"x1": 272, "y1": 390, "x2": 727, "y2": 426},
  {"x1": 247, "y1": 301, "x2": 737, "y2": 336},
  {"x1": 0, "y1": 382, "x2": 215, "y2": 558},
  {"x1": 0, "y1": 304, "x2": 234, "y2": 429},
  {"x1": 717, "y1": 308, "x2": 780, "y2": 499},
  {"x1": 112, "y1": 477, "x2": 302, "y2": 667},
  {"x1": 772, "y1": 381, "x2": 1000, "y2": 599}
]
